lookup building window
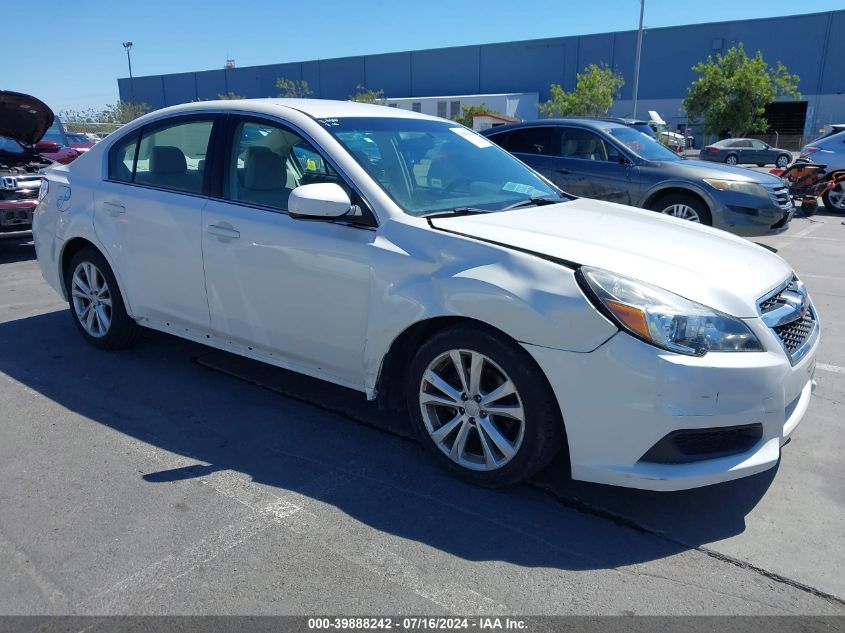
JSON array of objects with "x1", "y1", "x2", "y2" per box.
[
  {"x1": 437, "y1": 101, "x2": 447, "y2": 118},
  {"x1": 450, "y1": 101, "x2": 461, "y2": 119},
  {"x1": 412, "y1": 102, "x2": 421, "y2": 113}
]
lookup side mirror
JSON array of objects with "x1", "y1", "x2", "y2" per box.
[
  {"x1": 35, "y1": 141, "x2": 61, "y2": 153},
  {"x1": 288, "y1": 183, "x2": 352, "y2": 219}
]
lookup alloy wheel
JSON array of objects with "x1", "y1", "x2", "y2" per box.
[
  {"x1": 419, "y1": 349, "x2": 525, "y2": 471},
  {"x1": 726, "y1": 155, "x2": 738, "y2": 165},
  {"x1": 828, "y1": 182, "x2": 845, "y2": 210},
  {"x1": 661, "y1": 203, "x2": 701, "y2": 222},
  {"x1": 71, "y1": 261, "x2": 113, "y2": 338},
  {"x1": 776, "y1": 155, "x2": 789, "y2": 168}
]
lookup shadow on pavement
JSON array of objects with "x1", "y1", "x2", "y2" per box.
[
  {"x1": 0, "y1": 310, "x2": 777, "y2": 571},
  {"x1": 0, "y1": 238, "x2": 35, "y2": 264}
]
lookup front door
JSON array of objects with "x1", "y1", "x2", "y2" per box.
[
  {"x1": 551, "y1": 127, "x2": 639, "y2": 204},
  {"x1": 201, "y1": 117, "x2": 373, "y2": 387},
  {"x1": 95, "y1": 116, "x2": 216, "y2": 330}
]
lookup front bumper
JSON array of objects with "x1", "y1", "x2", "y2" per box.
[
  {"x1": 523, "y1": 328, "x2": 818, "y2": 491},
  {"x1": 710, "y1": 194, "x2": 793, "y2": 237}
]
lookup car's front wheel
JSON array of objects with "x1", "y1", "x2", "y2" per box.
[
  {"x1": 822, "y1": 180, "x2": 845, "y2": 212},
  {"x1": 407, "y1": 325, "x2": 564, "y2": 487},
  {"x1": 650, "y1": 192, "x2": 713, "y2": 225},
  {"x1": 66, "y1": 247, "x2": 140, "y2": 349}
]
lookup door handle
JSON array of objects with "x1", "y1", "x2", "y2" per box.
[
  {"x1": 556, "y1": 168, "x2": 571, "y2": 175},
  {"x1": 103, "y1": 201, "x2": 125, "y2": 216},
  {"x1": 207, "y1": 224, "x2": 240, "y2": 239}
]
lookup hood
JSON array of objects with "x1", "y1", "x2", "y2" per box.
[
  {"x1": 430, "y1": 199, "x2": 792, "y2": 318},
  {"x1": 0, "y1": 91, "x2": 55, "y2": 145},
  {"x1": 668, "y1": 158, "x2": 784, "y2": 185}
]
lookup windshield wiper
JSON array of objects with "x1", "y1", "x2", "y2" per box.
[
  {"x1": 499, "y1": 194, "x2": 567, "y2": 211},
  {"x1": 422, "y1": 207, "x2": 491, "y2": 219}
]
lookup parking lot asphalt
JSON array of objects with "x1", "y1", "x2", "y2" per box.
[{"x1": 0, "y1": 210, "x2": 843, "y2": 615}]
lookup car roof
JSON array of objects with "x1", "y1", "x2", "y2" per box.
[
  {"x1": 148, "y1": 98, "x2": 439, "y2": 122},
  {"x1": 482, "y1": 118, "x2": 627, "y2": 134}
]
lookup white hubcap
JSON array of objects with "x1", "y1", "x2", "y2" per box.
[
  {"x1": 71, "y1": 262, "x2": 112, "y2": 337},
  {"x1": 419, "y1": 349, "x2": 525, "y2": 471}
]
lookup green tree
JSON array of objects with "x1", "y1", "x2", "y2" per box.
[
  {"x1": 217, "y1": 92, "x2": 245, "y2": 100},
  {"x1": 454, "y1": 104, "x2": 502, "y2": 128},
  {"x1": 683, "y1": 43, "x2": 800, "y2": 136},
  {"x1": 276, "y1": 77, "x2": 312, "y2": 98},
  {"x1": 349, "y1": 85, "x2": 385, "y2": 103},
  {"x1": 60, "y1": 101, "x2": 150, "y2": 133},
  {"x1": 538, "y1": 64, "x2": 624, "y2": 118}
]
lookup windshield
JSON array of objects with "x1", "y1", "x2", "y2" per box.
[
  {"x1": 321, "y1": 117, "x2": 565, "y2": 216},
  {"x1": 608, "y1": 126, "x2": 682, "y2": 162}
]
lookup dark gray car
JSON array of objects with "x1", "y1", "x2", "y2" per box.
[
  {"x1": 482, "y1": 119, "x2": 793, "y2": 236},
  {"x1": 699, "y1": 138, "x2": 792, "y2": 167}
]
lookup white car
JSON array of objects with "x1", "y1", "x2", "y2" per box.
[{"x1": 32, "y1": 99, "x2": 819, "y2": 490}]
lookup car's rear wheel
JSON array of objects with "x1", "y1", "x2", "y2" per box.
[
  {"x1": 407, "y1": 325, "x2": 564, "y2": 487},
  {"x1": 776, "y1": 154, "x2": 790, "y2": 168},
  {"x1": 725, "y1": 154, "x2": 738, "y2": 166},
  {"x1": 66, "y1": 247, "x2": 140, "y2": 349},
  {"x1": 822, "y1": 180, "x2": 845, "y2": 212},
  {"x1": 651, "y1": 192, "x2": 713, "y2": 225}
]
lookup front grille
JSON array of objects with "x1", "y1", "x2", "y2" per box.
[
  {"x1": 763, "y1": 183, "x2": 792, "y2": 209},
  {"x1": 773, "y1": 312, "x2": 816, "y2": 354},
  {"x1": 758, "y1": 277, "x2": 818, "y2": 364}
]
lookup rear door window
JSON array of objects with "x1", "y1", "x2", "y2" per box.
[
  {"x1": 497, "y1": 127, "x2": 555, "y2": 156},
  {"x1": 134, "y1": 118, "x2": 214, "y2": 194}
]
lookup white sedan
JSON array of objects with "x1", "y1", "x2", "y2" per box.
[{"x1": 32, "y1": 99, "x2": 819, "y2": 490}]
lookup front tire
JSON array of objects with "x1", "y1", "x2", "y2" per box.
[
  {"x1": 406, "y1": 325, "x2": 564, "y2": 487},
  {"x1": 650, "y1": 192, "x2": 713, "y2": 225},
  {"x1": 66, "y1": 247, "x2": 140, "y2": 350},
  {"x1": 822, "y1": 180, "x2": 845, "y2": 212}
]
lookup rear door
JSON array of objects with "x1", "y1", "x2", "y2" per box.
[
  {"x1": 551, "y1": 127, "x2": 639, "y2": 204},
  {"x1": 486, "y1": 126, "x2": 557, "y2": 183},
  {"x1": 200, "y1": 116, "x2": 374, "y2": 386},
  {"x1": 95, "y1": 115, "x2": 217, "y2": 330}
]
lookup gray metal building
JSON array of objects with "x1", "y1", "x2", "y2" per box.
[{"x1": 118, "y1": 9, "x2": 844, "y2": 137}]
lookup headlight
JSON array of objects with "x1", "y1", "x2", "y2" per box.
[
  {"x1": 579, "y1": 267, "x2": 763, "y2": 355},
  {"x1": 703, "y1": 178, "x2": 767, "y2": 198}
]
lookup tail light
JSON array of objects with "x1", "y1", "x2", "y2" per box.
[
  {"x1": 801, "y1": 147, "x2": 820, "y2": 159},
  {"x1": 37, "y1": 179, "x2": 49, "y2": 202}
]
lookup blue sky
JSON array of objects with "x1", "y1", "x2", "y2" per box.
[{"x1": 5, "y1": 0, "x2": 843, "y2": 113}]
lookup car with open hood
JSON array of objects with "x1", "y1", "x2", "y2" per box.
[
  {"x1": 32, "y1": 99, "x2": 819, "y2": 490},
  {"x1": 0, "y1": 91, "x2": 65, "y2": 235}
]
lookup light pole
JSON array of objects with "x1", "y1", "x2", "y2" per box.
[
  {"x1": 631, "y1": 0, "x2": 645, "y2": 118},
  {"x1": 123, "y1": 41, "x2": 135, "y2": 109}
]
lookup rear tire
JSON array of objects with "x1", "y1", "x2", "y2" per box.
[
  {"x1": 650, "y1": 192, "x2": 713, "y2": 225},
  {"x1": 406, "y1": 325, "x2": 565, "y2": 488},
  {"x1": 725, "y1": 154, "x2": 738, "y2": 166},
  {"x1": 65, "y1": 247, "x2": 141, "y2": 350},
  {"x1": 776, "y1": 154, "x2": 790, "y2": 169}
]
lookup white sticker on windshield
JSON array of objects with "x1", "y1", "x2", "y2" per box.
[
  {"x1": 449, "y1": 127, "x2": 494, "y2": 148},
  {"x1": 502, "y1": 182, "x2": 537, "y2": 195}
]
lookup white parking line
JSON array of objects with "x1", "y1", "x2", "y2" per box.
[
  {"x1": 817, "y1": 363, "x2": 845, "y2": 375},
  {"x1": 82, "y1": 431, "x2": 508, "y2": 614}
]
